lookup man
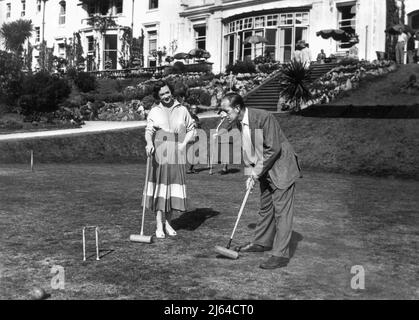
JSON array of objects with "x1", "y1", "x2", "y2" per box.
[
  {"x1": 396, "y1": 30, "x2": 408, "y2": 64},
  {"x1": 218, "y1": 93, "x2": 302, "y2": 269},
  {"x1": 317, "y1": 49, "x2": 326, "y2": 63},
  {"x1": 406, "y1": 33, "x2": 416, "y2": 64},
  {"x1": 186, "y1": 105, "x2": 201, "y2": 174}
]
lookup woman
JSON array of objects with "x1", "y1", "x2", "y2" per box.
[{"x1": 144, "y1": 81, "x2": 196, "y2": 238}]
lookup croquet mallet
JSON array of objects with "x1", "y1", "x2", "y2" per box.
[
  {"x1": 215, "y1": 184, "x2": 253, "y2": 259},
  {"x1": 129, "y1": 156, "x2": 153, "y2": 243},
  {"x1": 209, "y1": 116, "x2": 226, "y2": 175}
]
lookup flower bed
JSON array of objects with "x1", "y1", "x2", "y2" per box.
[
  {"x1": 71, "y1": 69, "x2": 281, "y2": 121},
  {"x1": 306, "y1": 60, "x2": 397, "y2": 107}
]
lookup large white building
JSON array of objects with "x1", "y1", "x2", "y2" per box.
[{"x1": 0, "y1": 0, "x2": 418, "y2": 73}]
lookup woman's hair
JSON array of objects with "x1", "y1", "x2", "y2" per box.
[{"x1": 153, "y1": 80, "x2": 175, "y2": 100}]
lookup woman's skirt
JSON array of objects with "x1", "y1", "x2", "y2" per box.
[{"x1": 144, "y1": 132, "x2": 187, "y2": 213}]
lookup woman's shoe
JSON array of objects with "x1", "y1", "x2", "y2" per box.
[
  {"x1": 165, "y1": 222, "x2": 177, "y2": 237},
  {"x1": 155, "y1": 228, "x2": 165, "y2": 239}
]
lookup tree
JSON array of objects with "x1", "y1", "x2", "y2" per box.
[{"x1": 0, "y1": 19, "x2": 33, "y2": 56}]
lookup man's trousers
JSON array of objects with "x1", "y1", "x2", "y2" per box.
[{"x1": 253, "y1": 176, "x2": 296, "y2": 258}]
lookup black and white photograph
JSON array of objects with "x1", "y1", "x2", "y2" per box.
[{"x1": 0, "y1": 0, "x2": 418, "y2": 307}]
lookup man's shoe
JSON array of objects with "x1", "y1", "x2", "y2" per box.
[
  {"x1": 259, "y1": 256, "x2": 289, "y2": 269},
  {"x1": 235, "y1": 242, "x2": 271, "y2": 253}
]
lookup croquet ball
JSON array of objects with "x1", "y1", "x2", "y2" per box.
[{"x1": 30, "y1": 287, "x2": 48, "y2": 300}]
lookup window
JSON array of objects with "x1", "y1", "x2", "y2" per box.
[
  {"x1": 149, "y1": 0, "x2": 158, "y2": 10},
  {"x1": 337, "y1": 3, "x2": 356, "y2": 50},
  {"x1": 37, "y1": 0, "x2": 41, "y2": 12},
  {"x1": 35, "y1": 27, "x2": 40, "y2": 43},
  {"x1": 194, "y1": 26, "x2": 206, "y2": 50},
  {"x1": 243, "y1": 18, "x2": 253, "y2": 30},
  {"x1": 87, "y1": 36, "x2": 95, "y2": 52},
  {"x1": 87, "y1": 36, "x2": 95, "y2": 71},
  {"x1": 236, "y1": 19, "x2": 243, "y2": 31},
  {"x1": 295, "y1": 13, "x2": 309, "y2": 25},
  {"x1": 409, "y1": 11, "x2": 419, "y2": 29},
  {"x1": 264, "y1": 29, "x2": 277, "y2": 60},
  {"x1": 104, "y1": 35, "x2": 118, "y2": 69},
  {"x1": 59, "y1": 1, "x2": 66, "y2": 25},
  {"x1": 21, "y1": 0, "x2": 26, "y2": 17},
  {"x1": 279, "y1": 14, "x2": 293, "y2": 26},
  {"x1": 147, "y1": 30, "x2": 157, "y2": 67},
  {"x1": 58, "y1": 43, "x2": 65, "y2": 57},
  {"x1": 266, "y1": 15, "x2": 278, "y2": 27},
  {"x1": 254, "y1": 16, "x2": 265, "y2": 28},
  {"x1": 229, "y1": 21, "x2": 235, "y2": 33},
  {"x1": 115, "y1": 0, "x2": 123, "y2": 14},
  {"x1": 6, "y1": 3, "x2": 11, "y2": 18},
  {"x1": 228, "y1": 34, "x2": 235, "y2": 64}
]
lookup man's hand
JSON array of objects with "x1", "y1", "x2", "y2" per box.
[
  {"x1": 246, "y1": 176, "x2": 255, "y2": 190},
  {"x1": 145, "y1": 143, "x2": 154, "y2": 157}
]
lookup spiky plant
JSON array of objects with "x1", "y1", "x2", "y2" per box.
[
  {"x1": 0, "y1": 19, "x2": 33, "y2": 56},
  {"x1": 278, "y1": 60, "x2": 312, "y2": 112}
]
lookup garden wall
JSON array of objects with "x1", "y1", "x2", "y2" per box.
[{"x1": 1, "y1": 115, "x2": 418, "y2": 180}]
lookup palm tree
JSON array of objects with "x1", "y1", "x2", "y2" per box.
[
  {"x1": 0, "y1": 19, "x2": 33, "y2": 56},
  {"x1": 278, "y1": 60, "x2": 312, "y2": 112}
]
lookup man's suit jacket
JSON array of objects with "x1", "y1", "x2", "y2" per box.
[{"x1": 247, "y1": 108, "x2": 302, "y2": 189}]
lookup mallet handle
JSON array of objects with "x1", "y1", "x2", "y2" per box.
[
  {"x1": 228, "y1": 186, "x2": 252, "y2": 246},
  {"x1": 141, "y1": 156, "x2": 151, "y2": 236}
]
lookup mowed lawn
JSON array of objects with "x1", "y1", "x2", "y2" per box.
[{"x1": 0, "y1": 163, "x2": 418, "y2": 300}]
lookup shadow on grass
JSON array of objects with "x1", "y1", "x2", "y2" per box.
[
  {"x1": 85, "y1": 249, "x2": 115, "y2": 261},
  {"x1": 172, "y1": 208, "x2": 220, "y2": 231},
  {"x1": 289, "y1": 231, "x2": 303, "y2": 258}
]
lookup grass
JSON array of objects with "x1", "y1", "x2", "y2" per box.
[
  {"x1": 330, "y1": 64, "x2": 419, "y2": 106},
  {"x1": 1, "y1": 116, "x2": 418, "y2": 180},
  {"x1": 0, "y1": 164, "x2": 418, "y2": 299}
]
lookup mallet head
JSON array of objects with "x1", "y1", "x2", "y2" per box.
[
  {"x1": 214, "y1": 245, "x2": 239, "y2": 260},
  {"x1": 129, "y1": 234, "x2": 153, "y2": 243}
]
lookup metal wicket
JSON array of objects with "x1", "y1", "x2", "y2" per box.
[{"x1": 82, "y1": 226, "x2": 100, "y2": 261}]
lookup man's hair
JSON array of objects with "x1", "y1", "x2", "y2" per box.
[
  {"x1": 153, "y1": 80, "x2": 175, "y2": 100},
  {"x1": 222, "y1": 92, "x2": 245, "y2": 110}
]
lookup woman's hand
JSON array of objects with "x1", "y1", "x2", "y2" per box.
[{"x1": 145, "y1": 143, "x2": 154, "y2": 157}]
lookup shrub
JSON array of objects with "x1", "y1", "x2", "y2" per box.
[
  {"x1": 82, "y1": 92, "x2": 124, "y2": 103},
  {"x1": 186, "y1": 88, "x2": 211, "y2": 106},
  {"x1": 66, "y1": 67, "x2": 78, "y2": 80},
  {"x1": 142, "y1": 95, "x2": 156, "y2": 109},
  {"x1": 0, "y1": 119, "x2": 23, "y2": 131},
  {"x1": 18, "y1": 72, "x2": 71, "y2": 115},
  {"x1": 74, "y1": 71, "x2": 97, "y2": 93},
  {"x1": 184, "y1": 63, "x2": 212, "y2": 73},
  {"x1": 199, "y1": 72, "x2": 215, "y2": 81},
  {"x1": 173, "y1": 61, "x2": 186, "y2": 74},
  {"x1": 225, "y1": 60, "x2": 256, "y2": 74},
  {"x1": 256, "y1": 62, "x2": 281, "y2": 74},
  {"x1": 199, "y1": 91, "x2": 212, "y2": 106},
  {"x1": 0, "y1": 50, "x2": 24, "y2": 104}
]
